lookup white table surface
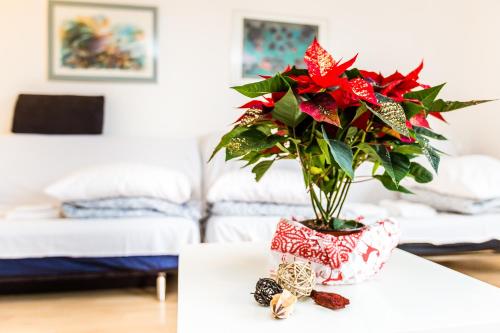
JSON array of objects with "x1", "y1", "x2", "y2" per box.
[{"x1": 178, "y1": 243, "x2": 500, "y2": 333}]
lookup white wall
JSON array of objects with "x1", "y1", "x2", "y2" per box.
[{"x1": 0, "y1": 0, "x2": 499, "y2": 156}]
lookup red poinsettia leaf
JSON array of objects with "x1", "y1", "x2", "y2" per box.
[
  {"x1": 234, "y1": 108, "x2": 263, "y2": 125},
  {"x1": 381, "y1": 79, "x2": 402, "y2": 96},
  {"x1": 429, "y1": 111, "x2": 447, "y2": 123},
  {"x1": 391, "y1": 80, "x2": 420, "y2": 97},
  {"x1": 304, "y1": 38, "x2": 357, "y2": 88},
  {"x1": 261, "y1": 146, "x2": 282, "y2": 154},
  {"x1": 410, "y1": 113, "x2": 430, "y2": 128},
  {"x1": 334, "y1": 54, "x2": 358, "y2": 75},
  {"x1": 289, "y1": 75, "x2": 323, "y2": 94},
  {"x1": 406, "y1": 60, "x2": 424, "y2": 81},
  {"x1": 400, "y1": 135, "x2": 416, "y2": 143},
  {"x1": 381, "y1": 71, "x2": 404, "y2": 86},
  {"x1": 238, "y1": 100, "x2": 265, "y2": 109},
  {"x1": 299, "y1": 93, "x2": 340, "y2": 126},
  {"x1": 359, "y1": 70, "x2": 383, "y2": 85},
  {"x1": 275, "y1": 129, "x2": 288, "y2": 136},
  {"x1": 329, "y1": 89, "x2": 360, "y2": 109},
  {"x1": 349, "y1": 78, "x2": 378, "y2": 104},
  {"x1": 271, "y1": 92, "x2": 286, "y2": 103},
  {"x1": 351, "y1": 110, "x2": 371, "y2": 130}
]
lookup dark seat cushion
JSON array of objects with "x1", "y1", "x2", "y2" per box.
[{"x1": 12, "y1": 94, "x2": 104, "y2": 134}]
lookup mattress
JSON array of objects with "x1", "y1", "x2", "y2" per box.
[
  {"x1": 0, "y1": 217, "x2": 200, "y2": 259},
  {"x1": 204, "y1": 214, "x2": 500, "y2": 246},
  {"x1": 0, "y1": 255, "x2": 178, "y2": 278}
]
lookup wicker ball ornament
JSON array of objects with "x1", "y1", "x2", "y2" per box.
[
  {"x1": 252, "y1": 278, "x2": 283, "y2": 306},
  {"x1": 276, "y1": 262, "x2": 315, "y2": 298}
]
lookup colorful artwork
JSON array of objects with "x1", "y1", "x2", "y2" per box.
[
  {"x1": 49, "y1": 1, "x2": 157, "y2": 82},
  {"x1": 242, "y1": 19, "x2": 318, "y2": 78},
  {"x1": 60, "y1": 16, "x2": 146, "y2": 70}
]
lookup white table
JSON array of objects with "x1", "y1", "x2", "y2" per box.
[{"x1": 178, "y1": 243, "x2": 500, "y2": 333}]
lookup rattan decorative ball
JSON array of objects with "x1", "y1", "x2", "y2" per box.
[
  {"x1": 252, "y1": 278, "x2": 283, "y2": 306},
  {"x1": 276, "y1": 262, "x2": 315, "y2": 298}
]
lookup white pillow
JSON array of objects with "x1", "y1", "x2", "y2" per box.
[
  {"x1": 406, "y1": 155, "x2": 500, "y2": 200},
  {"x1": 45, "y1": 163, "x2": 191, "y2": 204},
  {"x1": 207, "y1": 168, "x2": 310, "y2": 205}
]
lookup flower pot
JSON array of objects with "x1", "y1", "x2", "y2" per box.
[
  {"x1": 270, "y1": 217, "x2": 400, "y2": 285},
  {"x1": 299, "y1": 219, "x2": 366, "y2": 236}
]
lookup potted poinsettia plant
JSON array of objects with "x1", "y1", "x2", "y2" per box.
[{"x1": 210, "y1": 39, "x2": 490, "y2": 284}]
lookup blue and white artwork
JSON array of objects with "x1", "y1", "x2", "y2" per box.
[{"x1": 242, "y1": 18, "x2": 318, "y2": 78}]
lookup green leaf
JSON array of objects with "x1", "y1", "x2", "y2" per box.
[
  {"x1": 357, "y1": 143, "x2": 396, "y2": 183},
  {"x1": 402, "y1": 101, "x2": 424, "y2": 120},
  {"x1": 429, "y1": 99, "x2": 493, "y2": 112},
  {"x1": 225, "y1": 129, "x2": 281, "y2": 160},
  {"x1": 209, "y1": 126, "x2": 248, "y2": 161},
  {"x1": 322, "y1": 127, "x2": 354, "y2": 178},
  {"x1": 374, "y1": 174, "x2": 413, "y2": 194},
  {"x1": 415, "y1": 133, "x2": 440, "y2": 173},
  {"x1": 317, "y1": 138, "x2": 332, "y2": 164},
  {"x1": 392, "y1": 144, "x2": 422, "y2": 155},
  {"x1": 251, "y1": 160, "x2": 274, "y2": 181},
  {"x1": 374, "y1": 145, "x2": 395, "y2": 182},
  {"x1": 231, "y1": 74, "x2": 289, "y2": 98},
  {"x1": 390, "y1": 152, "x2": 411, "y2": 184},
  {"x1": 240, "y1": 151, "x2": 262, "y2": 167},
  {"x1": 365, "y1": 95, "x2": 410, "y2": 136},
  {"x1": 345, "y1": 127, "x2": 358, "y2": 141},
  {"x1": 413, "y1": 126, "x2": 447, "y2": 140},
  {"x1": 359, "y1": 145, "x2": 411, "y2": 184},
  {"x1": 282, "y1": 66, "x2": 309, "y2": 77},
  {"x1": 344, "y1": 68, "x2": 362, "y2": 79},
  {"x1": 372, "y1": 160, "x2": 380, "y2": 175},
  {"x1": 327, "y1": 140, "x2": 354, "y2": 179},
  {"x1": 404, "y1": 83, "x2": 446, "y2": 108},
  {"x1": 408, "y1": 162, "x2": 433, "y2": 183},
  {"x1": 330, "y1": 218, "x2": 363, "y2": 230},
  {"x1": 271, "y1": 88, "x2": 307, "y2": 127},
  {"x1": 352, "y1": 104, "x2": 368, "y2": 122}
]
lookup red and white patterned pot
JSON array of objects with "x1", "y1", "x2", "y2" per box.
[{"x1": 270, "y1": 218, "x2": 400, "y2": 285}]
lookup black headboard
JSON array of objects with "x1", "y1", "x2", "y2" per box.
[{"x1": 12, "y1": 94, "x2": 104, "y2": 134}]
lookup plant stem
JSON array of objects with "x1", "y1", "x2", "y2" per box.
[
  {"x1": 332, "y1": 178, "x2": 350, "y2": 217},
  {"x1": 335, "y1": 180, "x2": 352, "y2": 219},
  {"x1": 293, "y1": 126, "x2": 323, "y2": 222},
  {"x1": 327, "y1": 172, "x2": 345, "y2": 217}
]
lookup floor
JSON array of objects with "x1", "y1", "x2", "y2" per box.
[{"x1": 0, "y1": 252, "x2": 498, "y2": 333}]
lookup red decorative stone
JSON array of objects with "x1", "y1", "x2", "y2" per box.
[{"x1": 310, "y1": 290, "x2": 350, "y2": 310}]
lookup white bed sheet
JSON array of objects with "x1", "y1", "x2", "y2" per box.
[
  {"x1": 0, "y1": 217, "x2": 200, "y2": 259},
  {"x1": 205, "y1": 214, "x2": 500, "y2": 245}
]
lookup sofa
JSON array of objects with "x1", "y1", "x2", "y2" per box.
[{"x1": 0, "y1": 134, "x2": 201, "y2": 295}]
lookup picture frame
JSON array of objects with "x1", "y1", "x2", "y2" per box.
[
  {"x1": 48, "y1": 1, "x2": 157, "y2": 82},
  {"x1": 231, "y1": 11, "x2": 328, "y2": 83}
]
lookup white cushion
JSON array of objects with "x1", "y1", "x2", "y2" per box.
[
  {"x1": 407, "y1": 155, "x2": 500, "y2": 200},
  {"x1": 45, "y1": 163, "x2": 191, "y2": 204},
  {"x1": 207, "y1": 168, "x2": 309, "y2": 205}
]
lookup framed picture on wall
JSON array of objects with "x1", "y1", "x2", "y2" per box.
[
  {"x1": 231, "y1": 12, "x2": 327, "y2": 82},
  {"x1": 48, "y1": 1, "x2": 157, "y2": 82}
]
